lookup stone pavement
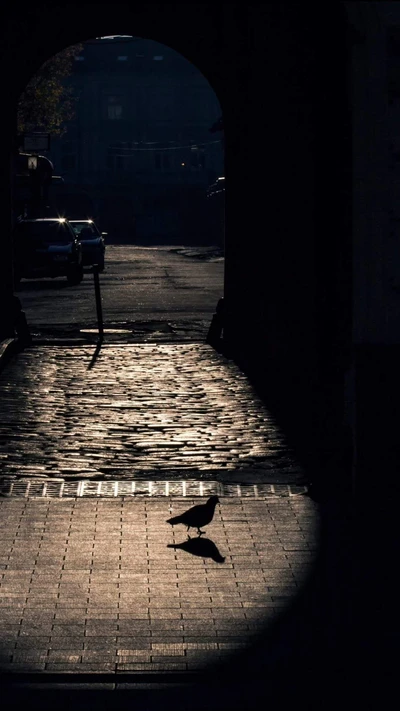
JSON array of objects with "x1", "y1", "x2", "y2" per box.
[
  {"x1": 0, "y1": 495, "x2": 319, "y2": 676},
  {"x1": 0, "y1": 343, "x2": 306, "y2": 486},
  {"x1": 0, "y1": 341, "x2": 347, "y2": 709}
]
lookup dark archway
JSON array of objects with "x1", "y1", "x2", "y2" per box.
[
  {"x1": 1, "y1": 4, "x2": 361, "y2": 707},
  {"x1": 2, "y1": 5, "x2": 353, "y2": 472}
]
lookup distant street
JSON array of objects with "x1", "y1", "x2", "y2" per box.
[{"x1": 16, "y1": 244, "x2": 224, "y2": 339}]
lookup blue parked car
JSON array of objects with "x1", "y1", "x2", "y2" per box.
[
  {"x1": 13, "y1": 217, "x2": 83, "y2": 285},
  {"x1": 69, "y1": 219, "x2": 107, "y2": 271}
]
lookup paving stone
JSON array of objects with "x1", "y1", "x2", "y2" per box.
[
  {"x1": 117, "y1": 653, "x2": 151, "y2": 663},
  {"x1": 49, "y1": 637, "x2": 85, "y2": 649},
  {"x1": 5, "y1": 662, "x2": 47, "y2": 671},
  {"x1": 117, "y1": 610, "x2": 151, "y2": 620},
  {"x1": 45, "y1": 662, "x2": 116, "y2": 672},
  {"x1": 114, "y1": 637, "x2": 151, "y2": 649},
  {"x1": 13, "y1": 651, "x2": 49, "y2": 662},
  {"x1": 19, "y1": 625, "x2": 54, "y2": 636},
  {"x1": 116, "y1": 662, "x2": 187, "y2": 671},
  {"x1": 48, "y1": 651, "x2": 82, "y2": 662},
  {"x1": 51, "y1": 624, "x2": 85, "y2": 636},
  {"x1": 15, "y1": 637, "x2": 51, "y2": 648},
  {"x1": 150, "y1": 635, "x2": 185, "y2": 645},
  {"x1": 149, "y1": 620, "x2": 185, "y2": 630}
]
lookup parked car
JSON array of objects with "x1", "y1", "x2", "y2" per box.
[
  {"x1": 69, "y1": 220, "x2": 106, "y2": 271},
  {"x1": 13, "y1": 217, "x2": 83, "y2": 285}
]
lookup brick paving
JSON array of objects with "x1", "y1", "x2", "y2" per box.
[{"x1": 0, "y1": 495, "x2": 319, "y2": 674}]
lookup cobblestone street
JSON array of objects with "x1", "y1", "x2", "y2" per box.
[{"x1": 0, "y1": 343, "x2": 306, "y2": 486}]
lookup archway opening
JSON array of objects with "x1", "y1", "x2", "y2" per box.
[{"x1": 13, "y1": 34, "x2": 225, "y2": 343}]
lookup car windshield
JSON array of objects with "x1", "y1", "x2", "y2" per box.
[
  {"x1": 71, "y1": 222, "x2": 97, "y2": 238},
  {"x1": 15, "y1": 222, "x2": 73, "y2": 242}
]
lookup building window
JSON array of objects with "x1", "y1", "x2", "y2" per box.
[
  {"x1": 153, "y1": 55, "x2": 164, "y2": 61},
  {"x1": 117, "y1": 56, "x2": 128, "y2": 61},
  {"x1": 106, "y1": 96, "x2": 123, "y2": 120},
  {"x1": 107, "y1": 154, "x2": 127, "y2": 172},
  {"x1": 74, "y1": 55, "x2": 85, "y2": 61},
  {"x1": 154, "y1": 151, "x2": 172, "y2": 171},
  {"x1": 189, "y1": 149, "x2": 205, "y2": 170},
  {"x1": 107, "y1": 143, "x2": 130, "y2": 174}
]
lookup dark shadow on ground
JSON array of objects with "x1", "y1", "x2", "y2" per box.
[
  {"x1": 15, "y1": 279, "x2": 72, "y2": 292},
  {"x1": 87, "y1": 341, "x2": 103, "y2": 370},
  {"x1": 167, "y1": 535, "x2": 225, "y2": 563}
]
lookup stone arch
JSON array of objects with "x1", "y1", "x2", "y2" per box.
[
  {"x1": 15, "y1": 31, "x2": 224, "y2": 244},
  {"x1": 2, "y1": 3, "x2": 356, "y2": 493}
]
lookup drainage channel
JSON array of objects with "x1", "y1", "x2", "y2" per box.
[{"x1": 0, "y1": 478, "x2": 308, "y2": 498}]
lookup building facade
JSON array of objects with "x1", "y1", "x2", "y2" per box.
[{"x1": 49, "y1": 36, "x2": 224, "y2": 242}]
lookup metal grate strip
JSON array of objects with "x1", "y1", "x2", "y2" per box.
[{"x1": 0, "y1": 478, "x2": 308, "y2": 499}]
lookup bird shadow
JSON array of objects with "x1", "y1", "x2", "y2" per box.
[{"x1": 167, "y1": 535, "x2": 226, "y2": 563}]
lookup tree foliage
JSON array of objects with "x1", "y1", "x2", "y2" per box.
[{"x1": 17, "y1": 44, "x2": 84, "y2": 137}]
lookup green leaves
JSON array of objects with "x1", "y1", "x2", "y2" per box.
[{"x1": 17, "y1": 44, "x2": 83, "y2": 137}]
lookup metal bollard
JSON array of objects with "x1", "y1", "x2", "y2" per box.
[{"x1": 92, "y1": 265, "x2": 104, "y2": 341}]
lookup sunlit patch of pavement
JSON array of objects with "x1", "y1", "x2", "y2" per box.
[
  {"x1": 0, "y1": 341, "x2": 320, "y2": 682},
  {"x1": 0, "y1": 494, "x2": 320, "y2": 675},
  {"x1": 0, "y1": 344, "x2": 307, "y2": 485}
]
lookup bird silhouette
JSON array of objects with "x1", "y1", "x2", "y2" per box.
[
  {"x1": 167, "y1": 536, "x2": 225, "y2": 563},
  {"x1": 166, "y1": 495, "x2": 220, "y2": 535}
]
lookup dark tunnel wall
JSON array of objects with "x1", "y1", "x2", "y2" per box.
[{"x1": 221, "y1": 4, "x2": 353, "y2": 490}]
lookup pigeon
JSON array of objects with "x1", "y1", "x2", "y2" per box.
[
  {"x1": 167, "y1": 536, "x2": 225, "y2": 563},
  {"x1": 166, "y1": 495, "x2": 220, "y2": 535}
]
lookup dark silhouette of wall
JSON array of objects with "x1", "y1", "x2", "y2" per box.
[{"x1": 1, "y1": 2, "x2": 398, "y2": 704}]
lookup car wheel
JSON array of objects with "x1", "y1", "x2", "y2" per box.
[{"x1": 67, "y1": 265, "x2": 84, "y2": 285}]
